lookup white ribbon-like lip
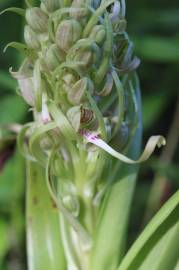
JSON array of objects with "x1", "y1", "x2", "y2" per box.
[{"x1": 81, "y1": 130, "x2": 166, "y2": 164}]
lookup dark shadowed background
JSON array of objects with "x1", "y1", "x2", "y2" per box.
[{"x1": 0, "y1": 0, "x2": 179, "y2": 269}]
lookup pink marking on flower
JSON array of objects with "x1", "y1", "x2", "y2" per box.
[
  {"x1": 79, "y1": 129, "x2": 99, "y2": 142},
  {"x1": 41, "y1": 94, "x2": 51, "y2": 124}
]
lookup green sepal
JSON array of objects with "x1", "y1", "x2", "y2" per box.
[
  {"x1": 0, "y1": 7, "x2": 25, "y2": 16},
  {"x1": 29, "y1": 121, "x2": 57, "y2": 166},
  {"x1": 83, "y1": 0, "x2": 115, "y2": 37},
  {"x1": 3, "y1": 42, "x2": 32, "y2": 57},
  {"x1": 117, "y1": 191, "x2": 179, "y2": 270},
  {"x1": 111, "y1": 69, "x2": 125, "y2": 138},
  {"x1": 48, "y1": 102, "x2": 78, "y2": 141}
]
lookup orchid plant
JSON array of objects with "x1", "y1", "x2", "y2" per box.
[{"x1": 1, "y1": 1, "x2": 179, "y2": 270}]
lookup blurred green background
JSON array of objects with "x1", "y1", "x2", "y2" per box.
[{"x1": 0, "y1": 0, "x2": 178, "y2": 269}]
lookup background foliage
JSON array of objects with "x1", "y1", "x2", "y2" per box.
[{"x1": 0, "y1": 0, "x2": 178, "y2": 269}]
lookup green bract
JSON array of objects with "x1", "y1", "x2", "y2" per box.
[{"x1": 2, "y1": 1, "x2": 166, "y2": 270}]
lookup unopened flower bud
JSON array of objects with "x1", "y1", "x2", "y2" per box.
[
  {"x1": 70, "y1": 0, "x2": 88, "y2": 20},
  {"x1": 25, "y1": 7, "x2": 48, "y2": 33},
  {"x1": 63, "y1": 73, "x2": 76, "y2": 85},
  {"x1": 40, "y1": 0, "x2": 60, "y2": 12},
  {"x1": 74, "y1": 50, "x2": 92, "y2": 67},
  {"x1": 24, "y1": 25, "x2": 40, "y2": 49},
  {"x1": 10, "y1": 59, "x2": 35, "y2": 106},
  {"x1": 113, "y1": 19, "x2": 127, "y2": 33},
  {"x1": 56, "y1": 19, "x2": 82, "y2": 52},
  {"x1": 67, "y1": 106, "x2": 81, "y2": 131},
  {"x1": 18, "y1": 77, "x2": 35, "y2": 106},
  {"x1": 98, "y1": 73, "x2": 113, "y2": 96},
  {"x1": 90, "y1": 25, "x2": 106, "y2": 45},
  {"x1": 67, "y1": 77, "x2": 87, "y2": 105},
  {"x1": 45, "y1": 44, "x2": 65, "y2": 70}
]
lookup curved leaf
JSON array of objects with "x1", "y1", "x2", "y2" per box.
[
  {"x1": 0, "y1": 7, "x2": 25, "y2": 16},
  {"x1": 90, "y1": 74, "x2": 142, "y2": 270},
  {"x1": 117, "y1": 190, "x2": 179, "y2": 270}
]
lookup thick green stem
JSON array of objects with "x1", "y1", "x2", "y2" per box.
[{"x1": 26, "y1": 161, "x2": 66, "y2": 270}]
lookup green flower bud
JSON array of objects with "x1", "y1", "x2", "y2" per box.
[
  {"x1": 113, "y1": 19, "x2": 127, "y2": 33},
  {"x1": 74, "y1": 50, "x2": 92, "y2": 67},
  {"x1": 25, "y1": 7, "x2": 48, "y2": 33},
  {"x1": 97, "y1": 73, "x2": 113, "y2": 96},
  {"x1": 67, "y1": 106, "x2": 81, "y2": 131},
  {"x1": 61, "y1": 73, "x2": 77, "y2": 94},
  {"x1": 56, "y1": 19, "x2": 82, "y2": 52},
  {"x1": 89, "y1": 25, "x2": 106, "y2": 45},
  {"x1": 24, "y1": 25, "x2": 40, "y2": 49},
  {"x1": 45, "y1": 44, "x2": 65, "y2": 70},
  {"x1": 40, "y1": 0, "x2": 60, "y2": 12},
  {"x1": 67, "y1": 77, "x2": 87, "y2": 105},
  {"x1": 10, "y1": 59, "x2": 35, "y2": 106},
  {"x1": 18, "y1": 77, "x2": 35, "y2": 106},
  {"x1": 62, "y1": 73, "x2": 76, "y2": 85},
  {"x1": 70, "y1": 0, "x2": 88, "y2": 20}
]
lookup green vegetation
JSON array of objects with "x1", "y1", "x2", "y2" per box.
[{"x1": 0, "y1": 1, "x2": 178, "y2": 269}]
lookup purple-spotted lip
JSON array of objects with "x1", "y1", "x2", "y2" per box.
[
  {"x1": 79, "y1": 129, "x2": 166, "y2": 165},
  {"x1": 79, "y1": 130, "x2": 99, "y2": 141}
]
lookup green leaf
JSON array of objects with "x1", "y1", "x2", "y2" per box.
[
  {"x1": 0, "y1": 148, "x2": 25, "y2": 268},
  {"x1": 0, "y1": 1, "x2": 15, "y2": 9},
  {"x1": 142, "y1": 91, "x2": 170, "y2": 130},
  {"x1": 0, "y1": 148, "x2": 25, "y2": 207},
  {"x1": 90, "y1": 168, "x2": 139, "y2": 270},
  {"x1": 0, "y1": 221, "x2": 10, "y2": 262},
  {"x1": 0, "y1": 70, "x2": 16, "y2": 91},
  {"x1": 0, "y1": 7, "x2": 25, "y2": 16},
  {"x1": 3, "y1": 42, "x2": 31, "y2": 56},
  {"x1": 90, "y1": 74, "x2": 142, "y2": 270},
  {"x1": 175, "y1": 260, "x2": 179, "y2": 270},
  {"x1": 137, "y1": 221, "x2": 179, "y2": 270},
  {"x1": 26, "y1": 161, "x2": 66, "y2": 270},
  {"x1": 133, "y1": 37, "x2": 179, "y2": 62},
  {"x1": 117, "y1": 190, "x2": 179, "y2": 270},
  {"x1": 0, "y1": 95, "x2": 27, "y2": 124}
]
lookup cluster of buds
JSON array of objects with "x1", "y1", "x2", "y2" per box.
[
  {"x1": 3, "y1": 1, "x2": 165, "y2": 269},
  {"x1": 11, "y1": 0, "x2": 139, "y2": 144}
]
